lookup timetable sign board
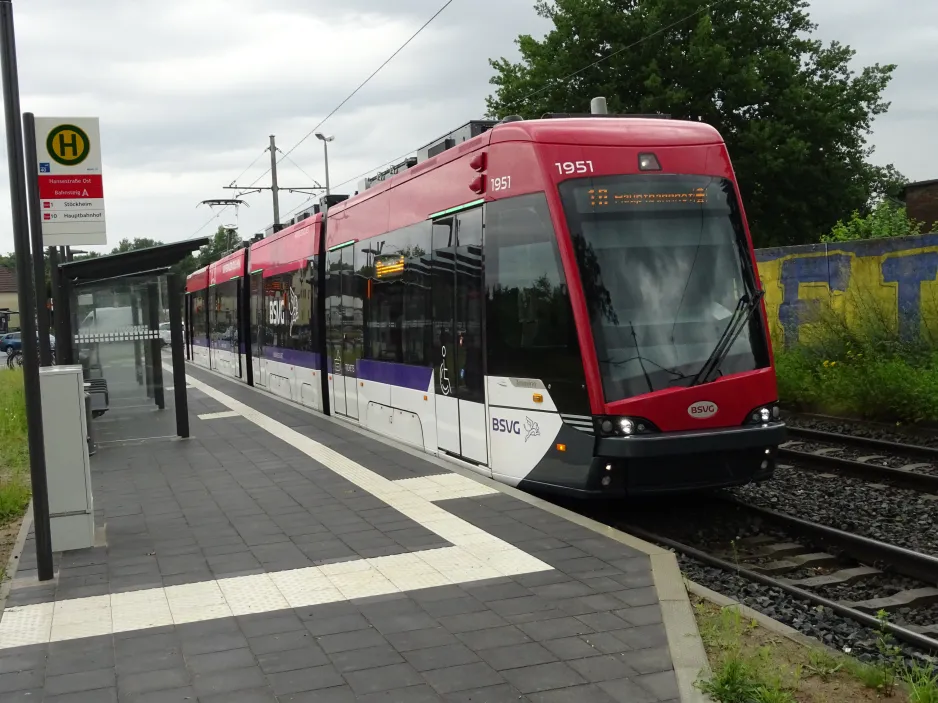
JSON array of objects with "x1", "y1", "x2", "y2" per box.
[{"x1": 35, "y1": 117, "x2": 107, "y2": 246}]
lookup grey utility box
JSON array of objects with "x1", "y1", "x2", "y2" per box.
[{"x1": 39, "y1": 365, "x2": 95, "y2": 551}]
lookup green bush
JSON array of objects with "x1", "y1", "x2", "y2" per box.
[
  {"x1": 778, "y1": 347, "x2": 938, "y2": 423},
  {"x1": 0, "y1": 369, "x2": 30, "y2": 525},
  {"x1": 775, "y1": 290, "x2": 938, "y2": 423}
]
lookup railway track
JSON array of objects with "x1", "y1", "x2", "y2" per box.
[
  {"x1": 610, "y1": 497, "x2": 938, "y2": 654},
  {"x1": 780, "y1": 425, "x2": 938, "y2": 492}
]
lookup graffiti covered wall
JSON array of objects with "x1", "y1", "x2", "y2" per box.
[{"x1": 756, "y1": 233, "x2": 938, "y2": 347}]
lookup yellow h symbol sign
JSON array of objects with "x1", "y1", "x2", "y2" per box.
[
  {"x1": 46, "y1": 124, "x2": 90, "y2": 166},
  {"x1": 55, "y1": 130, "x2": 79, "y2": 158}
]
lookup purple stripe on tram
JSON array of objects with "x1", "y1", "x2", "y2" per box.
[
  {"x1": 207, "y1": 340, "x2": 248, "y2": 354},
  {"x1": 195, "y1": 342, "x2": 431, "y2": 393},
  {"x1": 357, "y1": 359, "x2": 433, "y2": 392},
  {"x1": 262, "y1": 346, "x2": 322, "y2": 370}
]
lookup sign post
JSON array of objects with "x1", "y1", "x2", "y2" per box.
[
  {"x1": 34, "y1": 116, "x2": 107, "y2": 247},
  {"x1": 23, "y1": 113, "x2": 52, "y2": 365}
]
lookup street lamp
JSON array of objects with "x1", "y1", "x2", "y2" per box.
[{"x1": 315, "y1": 132, "x2": 334, "y2": 198}]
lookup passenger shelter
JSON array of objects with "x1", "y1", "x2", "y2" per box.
[{"x1": 54, "y1": 238, "x2": 209, "y2": 442}]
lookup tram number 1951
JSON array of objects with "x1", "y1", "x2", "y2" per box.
[
  {"x1": 491, "y1": 176, "x2": 511, "y2": 192},
  {"x1": 555, "y1": 161, "x2": 594, "y2": 175}
]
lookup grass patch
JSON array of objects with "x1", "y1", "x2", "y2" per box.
[
  {"x1": 0, "y1": 368, "x2": 30, "y2": 526},
  {"x1": 694, "y1": 600, "x2": 799, "y2": 702},
  {"x1": 690, "y1": 595, "x2": 935, "y2": 702}
]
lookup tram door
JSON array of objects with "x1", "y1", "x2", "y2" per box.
[
  {"x1": 251, "y1": 272, "x2": 265, "y2": 387},
  {"x1": 327, "y1": 244, "x2": 360, "y2": 419},
  {"x1": 432, "y1": 207, "x2": 489, "y2": 467}
]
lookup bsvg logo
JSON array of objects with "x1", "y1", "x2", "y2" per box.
[
  {"x1": 687, "y1": 400, "x2": 718, "y2": 419},
  {"x1": 493, "y1": 416, "x2": 541, "y2": 442},
  {"x1": 268, "y1": 287, "x2": 299, "y2": 330},
  {"x1": 492, "y1": 418, "x2": 521, "y2": 435},
  {"x1": 269, "y1": 298, "x2": 286, "y2": 325}
]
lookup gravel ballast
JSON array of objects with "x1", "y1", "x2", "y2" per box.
[{"x1": 733, "y1": 465, "x2": 938, "y2": 557}]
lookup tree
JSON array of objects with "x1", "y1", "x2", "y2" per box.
[
  {"x1": 486, "y1": 0, "x2": 903, "y2": 247},
  {"x1": 196, "y1": 226, "x2": 242, "y2": 268},
  {"x1": 111, "y1": 237, "x2": 163, "y2": 253}
]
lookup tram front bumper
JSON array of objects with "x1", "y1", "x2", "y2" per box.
[{"x1": 593, "y1": 422, "x2": 786, "y2": 495}]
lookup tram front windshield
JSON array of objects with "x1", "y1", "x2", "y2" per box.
[{"x1": 559, "y1": 174, "x2": 767, "y2": 403}]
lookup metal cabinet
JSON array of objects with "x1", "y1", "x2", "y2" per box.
[{"x1": 39, "y1": 365, "x2": 94, "y2": 552}]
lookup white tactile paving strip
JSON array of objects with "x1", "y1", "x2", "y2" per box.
[
  {"x1": 197, "y1": 410, "x2": 241, "y2": 420},
  {"x1": 0, "y1": 372, "x2": 551, "y2": 650},
  {"x1": 392, "y1": 474, "x2": 500, "y2": 501}
]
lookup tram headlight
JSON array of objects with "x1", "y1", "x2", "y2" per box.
[
  {"x1": 598, "y1": 415, "x2": 658, "y2": 438},
  {"x1": 745, "y1": 402, "x2": 780, "y2": 426}
]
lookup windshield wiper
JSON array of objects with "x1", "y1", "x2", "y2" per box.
[
  {"x1": 629, "y1": 321, "x2": 655, "y2": 394},
  {"x1": 690, "y1": 290, "x2": 765, "y2": 387}
]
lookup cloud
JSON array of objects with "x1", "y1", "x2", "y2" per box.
[{"x1": 0, "y1": 0, "x2": 931, "y2": 255}]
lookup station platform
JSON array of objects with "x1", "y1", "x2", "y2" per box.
[{"x1": 0, "y1": 361, "x2": 709, "y2": 702}]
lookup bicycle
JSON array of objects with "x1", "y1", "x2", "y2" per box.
[
  {"x1": 5, "y1": 347, "x2": 54, "y2": 369},
  {"x1": 6, "y1": 348, "x2": 22, "y2": 369}
]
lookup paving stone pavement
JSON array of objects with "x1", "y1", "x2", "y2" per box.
[{"x1": 0, "y1": 363, "x2": 694, "y2": 702}]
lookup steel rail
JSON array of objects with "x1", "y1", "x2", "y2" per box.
[
  {"x1": 720, "y1": 497, "x2": 938, "y2": 585},
  {"x1": 783, "y1": 411, "x2": 938, "y2": 438},
  {"x1": 786, "y1": 426, "x2": 938, "y2": 461},
  {"x1": 621, "y1": 522, "x2": 938, "y2": 654},
  {"x1": 779, "y1": 445, "x2": 938, "y2": 493}
]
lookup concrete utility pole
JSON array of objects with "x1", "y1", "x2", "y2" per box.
[
  {"x1": 269, "y1": 135, "x2": 280, "y2": 229},
  {"x1": 223, "y1": 135, "x2": 323, "y2": 235}
]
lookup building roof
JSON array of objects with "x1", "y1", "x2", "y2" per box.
[
  {"x1": 0, "y1": 266, "x2": 15, "y2": 294},
  {"x1": 900, "y1": 179, "x2": 938, "y2": 200}
]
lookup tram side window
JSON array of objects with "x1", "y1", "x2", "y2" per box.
[
  {"x1": 485, "y1": 192, "x2": 588, "y2": 411},
  {"x1": 263, "y1": 267, "x2": 313, "y2": 353},
  {"x1": 191, "y1": 291, "x2": 208, "y2": 345},
  {"x1": 212, "y1": 280, "x2": 239, "y2": 351},
  {"x1": 363, "y1": 222, "x2": 432, "y2": 366}
]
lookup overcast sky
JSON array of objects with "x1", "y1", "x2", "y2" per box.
[{"x1": 0, "y1": 0, "x2": 934, "y2": 255}]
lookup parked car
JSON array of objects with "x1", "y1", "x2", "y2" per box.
[
  {"x1": 5, "y1": 333, "x2": 56, "y2": 354},
  {"x1": 0, "y1": 332, "x2": 18, "y2": 353}
]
